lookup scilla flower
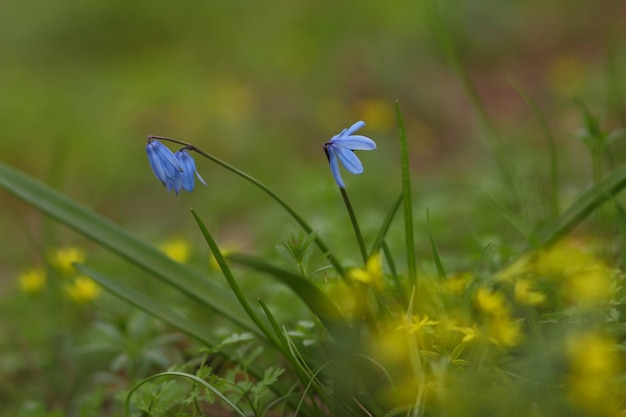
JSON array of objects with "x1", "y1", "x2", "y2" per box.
[
  {"x1": 323, "y1": 121, "x2": 376, "y2": 188},
  {"x1": 146, "y1": 140, "x2": 181, "y2": 190},
  {"x1": 146, "y1": 139, "x2": 206, "y2": 194},
  {"x1": 174, "y1": 149, "x2": 207, "y2": 193}
]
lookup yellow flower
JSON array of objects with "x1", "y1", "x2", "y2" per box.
[
  {"x1": 443, "y1": 272, "x2": 472, "y2": 295},
  {"x1": 495, "y1": 255, "x2": 531, "y2": 282},
  {"x1": 356, "y1": 98, "x2": 394, "y2": 131},
  {"x1": 403, "y1": 315, "x2": 439, "y2": 334},
  {"x1": 514, "y1": 278, "x2": 546, "y2": 306},
  {"x1": 348, "y1": 252, "x2": 384, "y2": 289},
  {"x1": 49, "y1": 247, "x2": 86, "y2": 274},
  {"x1": 566, "y1": 265, "x2": 613, "y2": 307},
  {"x1": 566, "y1": 332, "x2": 622, "y2": 416},
  {"x1": 451, "y1": 325, "x2": 480, "y2": 343},
  {"x1": 159, "y1": 238, "x2": 191, "y2": 263},
  {"x1": 475, "y1": 288, "x2": 509, "y2": 316},
  {"x1": 18, "y1": 267, "x2": 47, "y2": 294},
  {"x1": 66, "y1": 276, "x2": 101, "y2": 304},
  {"x1": 485, "y1": 315, "x2": 523, "y2": 347}
]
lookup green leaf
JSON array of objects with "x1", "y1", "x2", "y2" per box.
[
  {"x1": 227, "y1": 253, "x2": 352, "y2": 340},
  {"x1": 0, "y1": 161, "x2": 256, "y2": 335},
  {"x1": 535, "y1": 163, "x2": 626, "y2": 246},
  {"x1": 426, "y1": 209, "x2": 446, "y2": 279},
  {"x1": 395, "y1": 101, "x2": 417, "y2": 285},
  {"x1": 75, "y1": 264, "x2": 219, "y2": 347},
  {"x1": 190, "y1": 209, "x2": 277, "y2": 347}
]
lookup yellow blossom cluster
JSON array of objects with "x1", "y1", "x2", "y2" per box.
[
  {"x1": 17, "y1": 246, "x2": 100, "y2": 304},
  {"x1": 159, "y1": 237, "x2": 191, "y2": 264},
  {"x1": 497, "y1": 239, "x2": 616, "y2": 309},
  {"x1": 566, "y1": 331, "x2": 623, "y2": 416}
]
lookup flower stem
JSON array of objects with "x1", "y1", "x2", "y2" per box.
[
  {"x1": 147, "y1": 135, "x2": 346, "y2": 277},
  {"x1": 339, "y1": 187, "x2": 368, "y2": 264}
]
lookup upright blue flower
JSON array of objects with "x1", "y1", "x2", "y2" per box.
[
  {"x1": 146, "y1": 140, "x2": 181, "y2": 189},
  {"x1": 323, "y1": 121, "x2": 376, "y2": 188},
  {"x1": 174, "y1": 149, "x2": 207, "y2": 193}
]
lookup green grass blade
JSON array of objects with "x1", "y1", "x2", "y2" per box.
[
  {"x1": 509, "y1": 77, "x2": 559, "y2": 216},
  {"x1": 190, "y1": 209, "x2": 277, "y2": 347},
  {"x1": 535, "y1": 163, "x2": 626, "y2": 246},
  {"x1": 0, "y1": 161, "x2": 256, "y2": 335},
  {"x1": 426, "y1": 209, "x2": 446, "y2": 280},
  {"x1": 369, "y1": 193, "x2": 403, "y2": 257},
  {"x1": 227, "y1": 252, "x2": 352, "y2": 340},
  {"x1": 395, "y1": 102, "x2": 417, "y2": 285},
  {"x1": 489, "y1": 194, "x2": 538, "y2": 246}
]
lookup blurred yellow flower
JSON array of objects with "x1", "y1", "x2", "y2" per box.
[
  {"x1": 495, "y1": 255, "x2": 531, "y2": 282},
  {"x1": 566, "y1": 332, "x2": 622, "y2": 416},
  {"x1": 547, "y1": 55, "x2": 587, "y2": 97},
  {"x1": 566, "y1": 265, "x2": 613, "y2": 307},
  {"x1": 514, "y1": 278, "x2": 546, "y2": 306},
  {"x1": 159, "y1": 238, "x2": 191, "y2": 263},
  {"x1": 403, "y1": 315, "x2": 439, "y2": 334},
  {"x1": 348, "y1": 252, "x2": 384, "y2": 289},
  {"x1": 475, "y1": 288, "x2": 509, "y2": 316},
  {"x1": 18, "y1": 267, "x2": 47, "y2": 294},
  {"x1": 66, "y1": 276, "x2": 101, "y2": 304},
  {"x1": 485, "y1": 315, "x2": 523, "y2": 347},
  {"x1": 452, "y1": 325, "x2": 480, "y2": 343},
  {"x1": 356, "y1": 98, "x2": 394, "y2": 131},
  {"x1": 49, "y1": 247, "x2": 86, "y2": 274},
  {"x1": 443, "y1": 272, "x2": 472, "y2": 295}
]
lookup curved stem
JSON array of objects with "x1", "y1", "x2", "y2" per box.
[{"x1": 148, "y1": 135, "x2": 345, "y2": 277}]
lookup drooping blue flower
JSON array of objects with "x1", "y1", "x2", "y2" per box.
[
  {"x1": 173, "y1": 149, "x2": 207, "y2": 193},
  {"x1": 323, "y1": 121, "x2": 376, "y2": 188},
  {"x1": 146, "y1": 140, "x2": 181, "y2": 189}
]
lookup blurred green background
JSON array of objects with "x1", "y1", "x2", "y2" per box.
[
  {"x1": 1, "y1": 0, "x2": 625, "y2": 283},
  {"x1": 1, "y1": 1, "x2": 626, "y2": 415}
]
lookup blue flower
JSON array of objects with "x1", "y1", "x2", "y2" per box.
[
  {"x1": 323, "y1": 121, "x2": 376, "y2": 189},
  {"x1": 146, "y1": 140, "x2": 206, "y2": 194},
  {"x1": 173, "y1": 149, "x2": 207, "y2": 193},
  {"x1": 146, "y1": 140, "x2": 181, "y2": 189}
]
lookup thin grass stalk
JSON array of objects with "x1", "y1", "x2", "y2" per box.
[
  {"x1": 395, "y1": 102, "x2": 417, "y2": 286},
  {"x1": 509, "y1": 77, "x2": 559, "y2": 217}
]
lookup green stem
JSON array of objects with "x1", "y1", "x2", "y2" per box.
[
  {"x1": 339, "y1": 187, "x2": 368, "y2": 263},
  {"x1": 148, "y1": 135, "x2": 345, "y2": 277}
]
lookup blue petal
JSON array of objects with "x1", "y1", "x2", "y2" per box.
[
  {"x1": 196, "y1": 170, "x2": 207, "y2": 186},
  {"x1": 147, "y1": 141, "x2": 180, "y2": 185},
  {"x1": 342, "y1": 121, "x2": 365, "y2": 137},
  {"x1": 335, "y1": 146, "x2": 364, "y2": 174},
  {"x1": 333, "y1": 135, "x2": 376, "y2": 150},
  {"x1": 175, "y1": 150, "x2": 196, "y2": 191},
  {"x1": 328, "y1": 149, "x2": 345, "y2": 188},
  {"x1": 147, "y1": 144, "x2": 167, "y2": 184}
]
